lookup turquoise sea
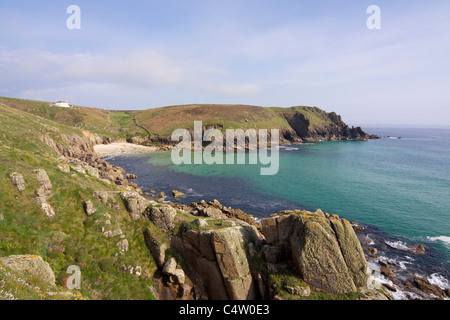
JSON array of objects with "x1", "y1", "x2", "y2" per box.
[{"x1": 109, "y1": 127, "x2": 450, "y2": 298}]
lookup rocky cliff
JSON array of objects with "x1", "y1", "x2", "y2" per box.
[
  {"x1": 130, "y1": 104, "x2": 378, "y2": 147},
  {"x1": 279, "y1": 108, "x2": 377, "y2": 142},
  {"x1": 3, "y1": 101, "x2": 447, "y2": 301},
  {"x1": 142, "y1": 200, "x2": 384, "y2": 300},
  {"x1": 1, "y1": 97, "x2": 378, "y2": 147}
]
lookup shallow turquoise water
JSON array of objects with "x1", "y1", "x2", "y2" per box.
[
  {"x1": 141, "y1": 128, "x2": 450, "y2": 245},
  {"x1": 109, "y1": 127, "x2": 450, "y2": 284}
]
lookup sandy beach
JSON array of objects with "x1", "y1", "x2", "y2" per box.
[{"x1": 94, "y1": 142, "x2": 159, "y2": 158}]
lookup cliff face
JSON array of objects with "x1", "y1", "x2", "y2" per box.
[
  {"x1": 142, "y1": 199, "x2": 385, "y2": 300},
  {"x1": 129, "y1": 105, "x2": 377, "y2": 146},
  {"x1": 279, "y1": 108, "x2": 375, "y2": 142},
  {"x1": 262, "y1": 211, "x2": 369, "y2": 294},
  {"x1": 171, "y1": 226, "x2": 261, "y2": 300}
]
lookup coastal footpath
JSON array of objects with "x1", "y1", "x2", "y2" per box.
[{"x1": 0, "y1": 100, "x2": 447, "y2": 300}]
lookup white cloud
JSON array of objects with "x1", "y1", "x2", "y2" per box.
[
  {"x1": 2, "y1": 1, "x2": 450, "y2": 126},
  {"x1": 47, "y1": 50, "x2": 206, "y2": 87},
  {"x1": 0, "y1": 47, "x2": 261, "y2": 105},
  {"x1": 0, "y1": 48, "x2": 220, "y2": 88},
  {"x1": 216, "y1": 84, "x2": 262, "y2": 96}
]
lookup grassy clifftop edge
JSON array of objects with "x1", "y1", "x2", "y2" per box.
[{"x1": 0, "y1": 97, "x2": 375, "y2": 142}]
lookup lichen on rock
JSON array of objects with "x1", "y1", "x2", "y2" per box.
[
  {"x1": 9, "y1": 172, "x2": 25, "y2": 192},
  {"x1": 0, "y1": 255, "x2": 56, "y2": 285}
]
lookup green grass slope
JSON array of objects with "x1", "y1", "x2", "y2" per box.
[
  {"x1": 0, "y1": 97, "x2": 148, "y2": 140},
  {"x1": 134, "y1": 104, "x2": 342, "y2": 137},
  {"x1": 134, "y1": 104, "x2": 288, "y2": 136},
  {"x1": 1, "y1": 97, "x2": 361, "y2": 141},
  {"x1": 0, "y1": 105, "x2": 157, "y2": 299}
]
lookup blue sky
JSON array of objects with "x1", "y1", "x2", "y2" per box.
[{"x1": 1, "y1": 1, "x2": 449, "y2": 127}]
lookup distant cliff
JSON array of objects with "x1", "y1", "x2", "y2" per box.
[
  {"x1": 131, "y1": 104, "x2": 378, "y2": 146},
  {"x1": 278, "y1": 107, "x2": 378, "y2": 142},
  {"x1": 0, "y1": 97, "x2": 377, "y2": 145}
]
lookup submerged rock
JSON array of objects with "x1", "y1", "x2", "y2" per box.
[{"x1": 412, "y1": 244, "x2": 426, "y2": 255}]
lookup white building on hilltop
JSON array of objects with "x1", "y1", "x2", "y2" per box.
[{"x1": 50, "y1": 100, "x2": 71, "y2": 108}]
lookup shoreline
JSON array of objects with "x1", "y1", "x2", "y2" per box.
[
  {"x1": 93, "y1": 142, "x2": 161, "y2": 158},
  {"x1": 106, "y1": 150, "x2": 450, "y2": 300},
  {"x1": 93, "y1": 138, "x2": 377, "y2": 159}
]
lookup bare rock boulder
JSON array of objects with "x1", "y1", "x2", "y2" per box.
[
  {"x1": 9, "y1": 172, "x2": 25, "y2": 192},
  {"x1": 120, "y1": 191, "x2": 151, "y2": 221},
  {"x1": 172, "y1": 190, "x2": 186, "y2": 198},
  {"x1": 329, "y1": 216, "x2": 369, "y2": 287},
  {"x1": 143, "y1": 228, "x2": 167, "y2": 269},
  {"x1": 162, "y1": 257, "x2": 185, "y2": 285},
  {"x1": 0, "y1": 255, "x2": 55, "y2": 285},
  {"x1": 148, "y1": 206, "x2": 177, "y2": 230},
  {"x1": 82, "y1": 199, "x2": 96, "y2": 216},
  {"x1": 32, "y1": 169, "x2": 52, "y2": 197},
  {"x1": 211, "y1": 227, "x2": 257, "y2": 300},
  {"x1": 56, "y1": 163, "x2": 70, "y2": 173},
  {"x1": 126, "y1": 173, "x2": 137, "y2": 179},
  {"x1": 289, "y1": 215, "x2": 357, "y2": 294},
  {"x1": 261, "y1": 210, "x2": 370, "y2": 295},
  {"x1": 116, "y1": 239, "x2": 129, "y2": 252},
  {"x1": 36, "y1": 196, "x2": 56, "y2": 218}
]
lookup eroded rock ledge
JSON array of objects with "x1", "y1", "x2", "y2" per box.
[{"x1": 142, "y1": 201, "x2": 389, "y2": 300}]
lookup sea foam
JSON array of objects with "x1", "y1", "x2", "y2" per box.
[
  {"x1": 385, "y1": 240, "x2": 414, "y2": 252},
  {"x1": 428, "y1": 273, "x2": 450, "y2": 290},
  {"x1": 427, "y1": 236, "x2": 450, "y2": 248}
]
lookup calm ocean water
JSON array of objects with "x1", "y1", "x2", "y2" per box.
[{"x1": 108, "y1": 127, "x2": 450, "y2": 297}]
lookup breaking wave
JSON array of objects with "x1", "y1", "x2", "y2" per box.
[{"x1": 427, "y1": 236, "x2": 450, "y2": 249}]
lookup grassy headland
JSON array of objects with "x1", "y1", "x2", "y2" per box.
[{"x1": 0, "y1": 97, "x2": 394, "y2": 301}]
